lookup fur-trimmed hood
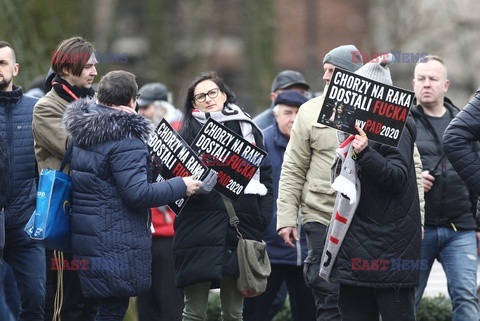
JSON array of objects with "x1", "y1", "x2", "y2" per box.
[{"x1": 63, "y1": 98, "x2": 154, "y2": 147}]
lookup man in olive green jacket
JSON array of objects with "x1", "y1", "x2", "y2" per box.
[
  {"x1": 277, "y1": 44, "x2": 364, "y2": 320},
  {"x1": 32, "y1": 36, "x2": 97, "y2": 321}
]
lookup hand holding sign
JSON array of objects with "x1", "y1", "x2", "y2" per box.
[
  {"x1": 182, "y1": 177, "x2": 202, "y2": 196},
  {"x1": 353, "y1": 124, "x2": 368, "y2": 154},
  {"x1": 148, "y1": 119, "x2": 208, "y2": 214}
]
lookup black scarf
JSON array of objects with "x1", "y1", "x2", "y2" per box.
[{"x1": 52, "y1": 75, "x2": 95, "y2": 102}]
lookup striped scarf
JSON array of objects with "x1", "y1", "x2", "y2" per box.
[{"x1": 320, "y1": 134, "x2": 361, "y2": 282}]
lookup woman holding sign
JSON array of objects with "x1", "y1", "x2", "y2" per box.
[
  {"x1": 319, "y1": 55, "x2": 421, "y2": 321},
  {"x1": 174, "y1": 71, "x2": 273, "y2": 320},
  {"x1": 63, "y1": 71, "x2": 202, "y2": 320}
]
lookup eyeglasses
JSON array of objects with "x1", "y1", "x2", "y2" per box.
[
  {"x1": 193, "y1": 88, "x2": 220, "y2": 103},
  {"x1": 136, "y1": 93, "x2": 141, "y2": 99}
]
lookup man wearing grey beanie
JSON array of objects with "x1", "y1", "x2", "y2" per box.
[
  {"x1": 276, "y1": 44, "x2": 362, "y2": 320},
  {"x1": 323, "y1": 44, "x2": 363, "y2": 76}
]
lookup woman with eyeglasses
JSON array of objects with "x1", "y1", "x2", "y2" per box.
[{"x1": 174, "y1": 71, "x2": 273, "y2": 320}]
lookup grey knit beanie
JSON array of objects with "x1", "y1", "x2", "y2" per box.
[
  {"x1": 323, "y1": 44, "x2": 363, "y2": 72},
  {"x1": 355, "y1": 53, "x2": 394, "y2": 85}
]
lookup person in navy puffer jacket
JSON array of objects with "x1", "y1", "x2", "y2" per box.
[
  {"x1": 243, "y1": 90, "x2": 316, "y2": 321},
  {"x1": 63, "y1": 70, "x2": 201, "y2": 321},
  {"x1": 444, "y1": 87, "x2": 480, "y2": 197},
  {"x1": 0, "y1": 41, "x2": 46, "y2": 321}
]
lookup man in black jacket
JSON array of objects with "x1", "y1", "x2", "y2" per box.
[{"x1": 411, "y1": 55, "x2": 480, "y2": 320}]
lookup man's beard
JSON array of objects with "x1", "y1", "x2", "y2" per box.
[{"x1": 0, "y1": 77, "x2": 12, "y2": 91}]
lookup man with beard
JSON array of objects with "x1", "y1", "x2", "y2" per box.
[
  {"x1": 0, "y1": 41, "x2": 44, "y2": 320},
  {"x1": 33, "y1": 36, "x2": 97, "y2": 321}
]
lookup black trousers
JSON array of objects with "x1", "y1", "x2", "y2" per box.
[
  {"x1": 338, "y1": 284, "x2": 416, "y2": 321},
  {"x1": 137, "y1": 237, "x2": 184, "y2": 321},
  {"x1": 303, "y1": 222, "x2": 341, "y2": 321},
  {"x1": 243, "y1": 263, "x2": 316, "y2": 321}
]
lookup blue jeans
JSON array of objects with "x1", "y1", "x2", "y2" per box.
[
  {"x1": 415, "y1": 227, "x2": 479, "y2": 321},
  {"x1": 0, "y1": 263, "x2": 20, "y2": 321},
  {"x1": 3, "y1": 226, "x2": 46, "y2": 321}
]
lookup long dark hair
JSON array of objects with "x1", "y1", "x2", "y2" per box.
[
  {"x1": 0, "y1": 135, "x2": 9, "y2": 208},
  {"x1": 181, "y1": 71, "x2": 236, "y2": 132}
]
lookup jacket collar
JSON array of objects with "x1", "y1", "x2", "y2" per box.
[
  {"x1": 411, "y1": 96, "x2": 458, "y2": 118},
  {"x1": 0, "y1": 85, "x2": 23, "y2": 105},
  {"x1": 273, "y1": 123, "x2": 288, "y2": 149},
  {"x1": 63, "y1": 98, "x2": 154, "y2": 147}
]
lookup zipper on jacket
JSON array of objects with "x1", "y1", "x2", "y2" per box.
[{"x1": 6, "y1": 102, "x2": 13, "y2": 203}]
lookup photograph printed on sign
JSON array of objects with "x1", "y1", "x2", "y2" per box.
[
  {"x1": 191, "y1": 118, "x2": 267, "y2": 201},
  {"x1": 147, "y1": 118, "x2": 208, "y2": 214},
  {"x1": 317, "y1": 68, "x2": 415, "y2": 147}
]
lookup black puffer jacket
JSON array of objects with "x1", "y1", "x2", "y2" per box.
[
  {"x1": 173, "y1": 118, "x2": 273, "y2": 289},
  {"x1": 411, "y1": 100, "x2": 477, "y2": 230},
  {"x1": 443, "y1": 88, "x2": 480, "y2": 229},
  {"x1": 331, "y1": 117, "x2": 421, "y2": 288}
]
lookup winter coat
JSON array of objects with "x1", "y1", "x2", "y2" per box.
[
  {"x1": 330, "y1": 117, "x2": 421, "y2": 288},
  {"x1": 0, "y1": 86, "x2": 38, "y2": 228},
  {"x1": 0, "y1": 135, "x2": 8, "y2": 210},
  {"x1": 443, "y1": 89, "x2": 480, "y2": 229},
  {"x1": 33, "y1": 88, "x2": 71, "y2": 173},
  {"x1": 173, "y1": 117, "x2": 273, "y2": 289},
  {"x1": 411, "y1": 100, "x2": 477, "y2": 230},
  {"x1": 253, "y1": 106, "x2": 275, "y2": 130},
  {"x1": 63, "y1": 99, "x2": 187, "y2": 298},
  {"x1": 262, "y1": 123, "x2": 308, "y2": 265},
  {"x1": 277, "y1": 93, "x2": 337, "y2": 230}
]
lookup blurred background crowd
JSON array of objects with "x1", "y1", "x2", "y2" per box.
[{"x1": 1, "y1": 0, "x2": 480, "y2": 116}]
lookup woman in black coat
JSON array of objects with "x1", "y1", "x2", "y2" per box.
[
  {"x1": 322, "y1": 55, "x2": 421, "y2": 321},
  {"x1": 174, "y1": 71, "x2": 273, "y2": 320}
]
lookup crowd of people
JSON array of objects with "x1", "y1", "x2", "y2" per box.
[{"x1": 1, "y1": 35, "x2": 480, "y2": 321}]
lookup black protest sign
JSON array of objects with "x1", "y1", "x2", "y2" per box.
[
  {"x1": 317, "y1": 68, "x2": 414, "y2": 147},
  {"x1": 191, "y1": 118, "x2": 267, "y2": 201},
  {"x1": 147, "y1": 119, "x2": 208, "y2": 215}
]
